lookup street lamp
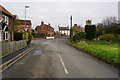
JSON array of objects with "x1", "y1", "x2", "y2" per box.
[
  {"x1": 25, "y1": 5, "x2": 29, "y2": 27},
  {"x1": 25, "y1": 6, "x2": 29, "y2": 44}
]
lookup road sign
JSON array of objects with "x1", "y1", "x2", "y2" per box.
[{"x1": 23, "y1": 27, "x2": 29, "y2": 32}]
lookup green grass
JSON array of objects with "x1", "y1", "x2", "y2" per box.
[
  {"x1": 70, "y1": 41, "x2": 119, "y2": 68},
  {"x1": 86, "y1": 41, "x2": 120, "y2": 45}
]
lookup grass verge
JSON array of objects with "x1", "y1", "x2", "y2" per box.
[{"x1": 69, "y1": 40, "x2": 119, "y2": 69}]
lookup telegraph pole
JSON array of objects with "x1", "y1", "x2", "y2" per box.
[{"x1": 70, "y1": 15, "x2": 72, "y2": 39}]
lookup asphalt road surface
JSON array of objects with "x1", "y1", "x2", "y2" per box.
[{"x1": 2, "y1": 38, "x2": 118, "y2": 78}]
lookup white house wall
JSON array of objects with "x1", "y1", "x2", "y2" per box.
[{"x1": 60, "y1": 30, "x2": 70, "y2": 35}]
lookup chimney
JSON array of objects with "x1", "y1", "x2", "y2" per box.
[
  {"x1": 48, "y1": 23, "x2": 51, "y2": 26},
  {"x1": 41, "y1": 21, "x2": 44, "y2": 25},
  {"x1": 74, "y1": 24, "x2": 77, "y2": 26}
]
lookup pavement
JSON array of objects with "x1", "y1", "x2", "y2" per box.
[
  {"x1": 2, "y1": 44, "x2": 34, "y2": 65},
  {"x1": 2, "y1": 38, "x2": 119, "y2": 78}
]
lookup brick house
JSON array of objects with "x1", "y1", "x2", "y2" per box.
[
  {"x1": 72, "y1": 24, "x2": 84, "y2": 32},
  {"x1": 72, "y1": 24, "x2": 84, "y2": 36},
  {"x1": 16, "y1": 20, "x2": 32, "y2": 33},
  {"x1": 0, "y1": 5, "x2": 14, "y2": 42},
  {"x1": 35, "y1": 21, "x2": 54, "y2": 38},
  {"x1": 58, "y1": 26, "x2": 70, "y2": 35}
]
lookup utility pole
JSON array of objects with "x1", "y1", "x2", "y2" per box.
[{"x1": 70, "y1": 15, "x2": 72, "y2": 39}]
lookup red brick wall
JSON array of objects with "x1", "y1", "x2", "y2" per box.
[{"x1": 35, "y1": 22, "x2": 54, "y2": 37}]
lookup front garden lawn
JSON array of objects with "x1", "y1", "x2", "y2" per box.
[{"x1": 70, "y1": 41, "x2": 119, "y2": 68}]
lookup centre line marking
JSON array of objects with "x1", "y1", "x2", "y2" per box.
[{"x1": 58, "y1": 54, "x2": 69, "y2": 74}]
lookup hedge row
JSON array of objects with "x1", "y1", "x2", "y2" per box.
[{"x1": 31, "y1": 32, "x2": 45, "y2": 38}]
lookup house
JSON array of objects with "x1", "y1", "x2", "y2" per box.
[
  {"x1": 16, "y1": 20, "x2": 32, "y2": 33},
  {"x1": 35, "y1": 21, "x2": 54, "y2": 39},
  {"x1": 0, "y1": 5, "x2": 15, "y2": 42},
  {"x1": 72, "y1": 24, "x2": 84, "y2": 36},
  {"x1": 58, "y1": 26, "x2": 70, "y2": 35},
  {"x1": 72, "y1": 24, "x2": 84, "y2": 32}
]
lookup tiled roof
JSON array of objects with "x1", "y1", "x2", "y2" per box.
[
  {"x1": 59, "y1": 27, "x2": 69, "y2": 30},
  {"x1": 0, "y1": 5, "x2": 13, "y2": 17},
  {"x1": 19, "y1": 20, "x2": 31, "y2": 25}
]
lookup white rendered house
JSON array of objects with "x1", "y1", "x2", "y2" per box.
[{"x1": 58, "y1": 26, "x2": 70, "y2": 35}]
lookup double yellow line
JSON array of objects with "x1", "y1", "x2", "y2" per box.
[{"x1": 0, "y1": 45, "x2": 35, "y2": 73}]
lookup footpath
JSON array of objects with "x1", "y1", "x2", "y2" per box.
[{"x1": 0, "y1": 43, "x2": 35, "y2": 72}]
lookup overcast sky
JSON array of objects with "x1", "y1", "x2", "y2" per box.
[{"x1": 0, "y1": 0, "x2": 119, "y2": 31}]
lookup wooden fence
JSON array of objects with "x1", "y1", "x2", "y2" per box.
[{"x1": 0, "y1": 40, "x2": 26, "y2": 57}]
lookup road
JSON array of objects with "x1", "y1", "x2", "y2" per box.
[{"x1": 2, "y1": 38, "x2": 118, "y2": 78}]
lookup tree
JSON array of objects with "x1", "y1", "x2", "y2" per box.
[
  {"x1": 85, "y1": 25, "x2": 96, "y2": 40},
  {"x1": 96, "y1": 16, "x2": 120, "y2": 39}
]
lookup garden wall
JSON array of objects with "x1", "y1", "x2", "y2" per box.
[{"x1": 0, "y1": 40, "x2": 26, "y2": 57}]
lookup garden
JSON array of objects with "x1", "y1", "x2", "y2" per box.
[{"x1": 70, "y1": 17, "x2": 120, "y2": 68}]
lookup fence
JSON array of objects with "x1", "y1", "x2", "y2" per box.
[{"x1": 0, "y1": 40, "x2": 26, "y2": 57}]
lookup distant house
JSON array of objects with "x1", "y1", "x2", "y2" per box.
[
  {"x1": 72, "y1": 24, "x2": 84, "y2": 36},
  {"x1": 0, "y1": 5, "x2": 15, "y2": 42},
  {"x1": 72, "y1": 24, "x2": 84, "y2": 32},
  {"x1": 16, "y1": 20, "x2": 32, "y2": 33},
  {"x1": 58, "y1": 26, "x2": 70, "y2": 35},
  {"x1": 35, "y1": 21, "x2": 54, "y2": 39}
]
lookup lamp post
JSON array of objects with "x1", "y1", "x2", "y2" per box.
[{"x1": 25, "y1": 5, "x2": 29, "y2": 27}]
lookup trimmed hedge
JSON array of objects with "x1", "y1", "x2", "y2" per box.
[
  {"x1": 14, "y1": 32, "x2": 24, "y2": 41},
  {"x1": 85, "y1": 25, "x2": 96, "y2": 40},
  {"x1": 31, "y1": 32, "x2": 45, "y2": 38}
]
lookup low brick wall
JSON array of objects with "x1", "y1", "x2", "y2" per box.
[{"x1": 0, "y1": 40, "x2": 27, "y2": 57}]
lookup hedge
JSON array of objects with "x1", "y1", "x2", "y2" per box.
[
  {"x1": 14, "y1": 32, "x2": 25, "y2": 41},
  {"x1": 31, "y1": 32, "x2": 45, "y2": 38},
  {"x1": 85, "y1": 25, "x2": 96, "y2": 40}
]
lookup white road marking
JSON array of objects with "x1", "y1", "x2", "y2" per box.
[{"x1": 58, "y1": 54, "x2": 69, "y2": 74}]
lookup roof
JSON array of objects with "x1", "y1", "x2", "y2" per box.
[
  {"x1": 0, "y1": 5, "x2": 13, "y2": 17},
  {"x1": 72, "y1": 24, "x2": 84, "y2": 32},
  {"x1": 59, "y1": 27, "x2": 69, "y2": 30},
  {"x1": 19, "y1": 20, "x2": 31, "y2": 25}
]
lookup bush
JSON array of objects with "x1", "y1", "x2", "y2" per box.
[
  {"x1": 14, "y1": 32, "x2": 24, "y2": 41},
  {"x1": 26, "y1": 33, "x2": 33, "y2": 45},
  {"x1": 73, "y1": 32, "x2": 86, "y2": 42},
  {"x1": 85, "y1": 25, "x2": 96, "y2": 40},
  {"x1": 31, "y1": 33, "x2": 45, "y2": 38},
  {"x1": 99, "y1": 34, "x2": 116, "y2": 42}
]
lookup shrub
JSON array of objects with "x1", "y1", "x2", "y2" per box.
[
  {"x1": 99, "y1": 34, "x2": 116, "y2": 42},
  {"x1": 31, "y1": 33, "x2": 45, "y2": 38},
  {"x1": 85, "y1": 25, "x2": 96, "y2": 40},
  {"x1": 73, "y1": 32, "x2": 86, "y2": 42},
  {"x1": 14, "y1": 32, "x2": 24, "y2": 41},
  {"x1": 26, "y1": 33, "x2": 33, "y2": 45}
]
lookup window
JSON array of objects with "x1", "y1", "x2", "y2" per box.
[
  {"x1": 2, "y1": 15, "x2": 9, "y2": 24},
  {"x1": 48, "y1": 33, "x2": 50, "y2": 37},
  {"x1": 4, "y1": 32, "x2": 9, "y2": 40}
]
